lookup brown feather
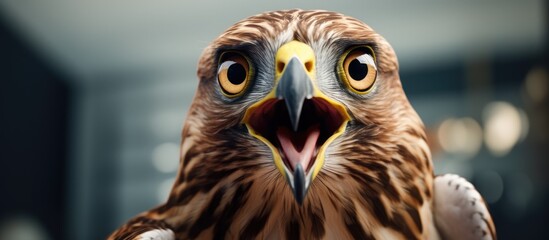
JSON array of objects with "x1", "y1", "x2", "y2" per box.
[{"x1": 109, "y1": 9, "x2": 437, "y2": 240}]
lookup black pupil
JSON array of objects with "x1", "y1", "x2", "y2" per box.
[
  {"x1": 227, "y1": 62, "x2": 246, "y2": 85},
  {"x1": 348, "y1": 58, "x2": 368, "y2": 80}
]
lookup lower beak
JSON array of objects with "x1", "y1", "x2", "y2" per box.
[{"x1": 242, "y1": 41, "x2": 349, "y2": 204}]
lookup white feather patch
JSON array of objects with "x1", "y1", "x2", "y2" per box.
[
  {"x1": 433, "y1": 174, "x2": 495, "y2": 240},
  {"x1": 137, "y1": 229, "x2": 175, "y2": 240}
]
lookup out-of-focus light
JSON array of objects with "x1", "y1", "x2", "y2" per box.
[
  {"x1": 524, "y1": 67, "x2": 548, "y2": 103},
  {"x1": 157, "y1": 178, "x2": 175, "y2": 204},
  {"x1": 437, "y1": 117, "x2": 483, "y2": 159},
  {"x1": 507, "y1": 172, "x2": 533, "y2": 215},
  {"x1": 483, "y1": 102, "x2": 524, "y2": 156},
  {"x1": 0, "y1": 216, "x2": 50, "y2": 240},
  {"x1": 475, "y1": 170, "x2": 504, "y2": 204},
  {"x1": 518, "y1": 109, "x2": 529, "y2": 142},
  {"x1": 152, "y1": 142, "x2": 180, "y2": 173}
]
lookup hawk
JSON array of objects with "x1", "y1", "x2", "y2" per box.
[{"x1": 109, "y1": 9, "x2": 496, "y2": 239}]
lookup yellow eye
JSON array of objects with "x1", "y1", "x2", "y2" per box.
[
  {"x1": 217, "y1": 52, "x2": 251, "y2": 96},
  {"x1": 339, "y1": 46, "x2": 377, "y2": 93}
]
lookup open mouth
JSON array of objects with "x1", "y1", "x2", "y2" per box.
[{"x1": 245, "y1": 97, "x2": 347, "y2": 174}]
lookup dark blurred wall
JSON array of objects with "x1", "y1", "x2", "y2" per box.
[
  {"x1": 0, "y1": 2, "x2": 546, "y2": 239},
  {"x1": 0, "y1": 17, "x2": 70, "y2": 240}
]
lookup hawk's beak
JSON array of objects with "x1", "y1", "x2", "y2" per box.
[
  {"x1": 276, "y1": 57, "x2": 314, "y2": 131},
  {"x1": 243, "y1": 41, "x2": 350, "y2": 204}
]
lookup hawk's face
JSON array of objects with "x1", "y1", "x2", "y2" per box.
[{"x1": 184, "y1": 10, "x2": 428, "y2": 205}]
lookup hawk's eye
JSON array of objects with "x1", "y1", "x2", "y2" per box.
[
  {"x1": 339, "y1": 46, "x2": 377, "y2": 93},
  {"x1": 217, "y1": 52, "x2": 251, "y2": 96}
]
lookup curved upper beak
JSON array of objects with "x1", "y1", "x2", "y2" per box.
[
  {"x1": 242, "y1": 41, "x2": 349, "y2": 204},
  {"x1": 276, "y1": 56, "x2": 314, "y2": 131}
]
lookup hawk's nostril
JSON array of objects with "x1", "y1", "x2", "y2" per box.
[
  {"x1": 277, "y1": 61, "x2": 285, "y2": 74},
  {"x1": 304, "y1": 61, "x2": 313, "y2": 73}
]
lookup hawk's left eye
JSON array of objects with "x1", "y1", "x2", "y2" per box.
[
  {"x1": 338, "y1": 46, "x2": 377, "y2": 93},
  {"x1": 217, "y1": 52, "x2": 252, "y2": 97}
]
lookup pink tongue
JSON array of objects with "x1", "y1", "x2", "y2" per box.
[{"x1": 276, "y1": 126, "x2": 320, "y2": 172}]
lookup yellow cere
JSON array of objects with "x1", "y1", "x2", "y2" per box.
[{"x1": 275, "y1": 40, "x2": 316, "y2": 80}]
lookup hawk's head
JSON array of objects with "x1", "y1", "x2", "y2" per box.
[{"x1": 183, "y1": 9, "x2": 428, "y2": 205}]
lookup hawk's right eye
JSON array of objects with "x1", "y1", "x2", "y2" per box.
[{"x1": 217, "y1": 52, "x2": 252, "y2": 97}]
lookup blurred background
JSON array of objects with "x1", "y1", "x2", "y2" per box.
[{"x1": 0, "y1": 1, "x2": 547, "y2": 239}]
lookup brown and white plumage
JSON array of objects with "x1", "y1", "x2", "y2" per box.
[
  {"x1": 434, "y1": 174, "x2": 496, "y2": 240},
  {"x1": 108, "y1": 9, "x2": 496, "y2": 240}
]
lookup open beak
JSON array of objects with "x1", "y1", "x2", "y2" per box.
[{"x1": 242, "y1": 41, "x2": 350, "y2": 204}]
